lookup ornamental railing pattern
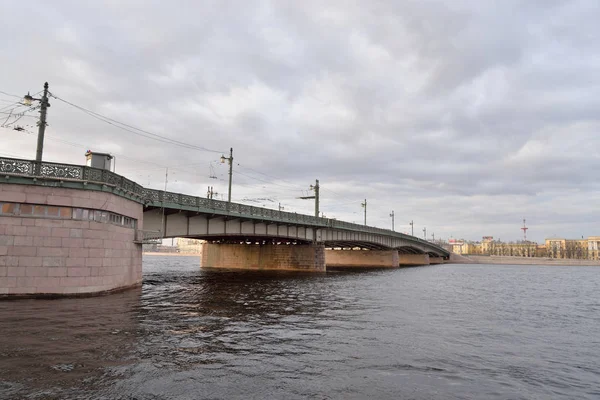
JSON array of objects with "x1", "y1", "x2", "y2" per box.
[{"x1": 0, "y1": 157, "x2": 445, "y2": 253}]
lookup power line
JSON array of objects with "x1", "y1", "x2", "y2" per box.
[
  {"x1": 0, "y1": 111, "x2": 37, "y2": 118},
  {"x1": 51, "y1": 94, "x2": 226, "y2": 154},
  {"x1": 235, "y1": 162, "x2": 305, "y2": 190},
  {"x1": 0, "y1": 90, "x2": 22, "y2": 99}
]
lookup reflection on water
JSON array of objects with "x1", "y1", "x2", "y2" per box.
[
  {"x1": 1, "y1": 256, "x2": 600, "y2": 399},
  {"x1": 0, "y1": 288, "x2": 142, "y2": 399}
]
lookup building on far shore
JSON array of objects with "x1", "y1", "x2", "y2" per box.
[
  {"x1": 176, "y1": 238, "x2": 204, "y2": 254},
  {"x1": 545, "y1": 237, "x2": 600, "y2": 260},
  {"x1": 143, "y1": 238, "x2": 204, "y2": 254},
  {"x1": 449, "y1": 236, "x2": 600, "y2": 260},
  {"x1": 588, "y1": 237, "x2": 600, "y2": 260}
]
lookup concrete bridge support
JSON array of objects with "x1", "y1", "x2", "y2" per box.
[
  {"x1": 0, "y1": 184, "x2": 143, "y2": 297},
  {"x1": 398, "y1": 254, "x2": 430, "y2": 266},
  {"x1": 325, "y1": 249, "x2": 399, "y2": 268},
  {"x1": 429, "y1": 257, "x2": 444, "y2": 264},
  {"x1": 201, "y1": 243, "x2": 325, "y2": 272}
]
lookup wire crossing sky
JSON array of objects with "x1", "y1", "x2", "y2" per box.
[{"x1": 2, "y1": 0, "x2": 599, "y2": 242}]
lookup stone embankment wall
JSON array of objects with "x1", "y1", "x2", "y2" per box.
[
  {"x1": 0, "y1": 184, "x2": 143, "y2": 297},
  {"x1": 452, "y1": 254, "x2": 600, "y2": 266}
]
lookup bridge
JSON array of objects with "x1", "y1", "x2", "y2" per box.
[{"x1": 0, "y1": 156, "x2": 449, "y2": 297}]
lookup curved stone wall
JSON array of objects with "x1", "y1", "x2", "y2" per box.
[{"x1": 0, "y1": 184, "x2": 143, "y2": 297}]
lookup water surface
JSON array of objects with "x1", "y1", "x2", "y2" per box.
[{"x1": 1, "y1": 256, "x2": 599, "y2": 399}]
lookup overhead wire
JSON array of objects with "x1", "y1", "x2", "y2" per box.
[
  {"x1": 51, "y1": 94, "x2": 226, "y2": 154},
  {"x1": 0, "y1": 90, "x2": 42, "y2": 112},
  {"x1": 2, "y1": 90, "x2": 399, "y2": 229},
  {"x1": 0, "y1": 90, "x2": 22, "y2": 99}
]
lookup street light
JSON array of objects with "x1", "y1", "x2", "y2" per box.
[
  {"x1": 299, "y1": 179, "x2": 320, "y2": 217},
  {"x1": 361, "y1": 199, "x2": 367, "y2": 226},
  {"x1": 390, "y1": 210, "x2": 395, "y2": 231},
  {"x1": 409, "y1": 220, "x2": 414, "y2": 236},
  {"x1": 220, "y1": 147, "x2": 233, "y2": 203},
  {"x1": 24, "y1": 82, "x2": 50, "y2": 166}
]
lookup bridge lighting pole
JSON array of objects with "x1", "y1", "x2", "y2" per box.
[
  {"x1": 409, "y1": 220, "x2": 414, "y2": 236},
  {"x1": 311, "y1": 179, "x2": 319, "y2": 217},
  {"x1": 23, "y1": 82, "x2": 50, "y2": 172},
  {"x1": 423, "y1": 227, "x2": 427, "y2": 240},
  {"x1": 160, "y1": 167, "x2": 168, "y2": 239},
  {"x1": 390, "y1": 210, "x2": 395, "y2": 231},
  {"x1": 220, "y1": 148, "x2": 233, "y2": 203},
  {"x1": 299, "y1": 179, "x2": 320, "y2": 217},
  {"x1": 361, "y1": 199, "x2": 367, "y2": 226}
]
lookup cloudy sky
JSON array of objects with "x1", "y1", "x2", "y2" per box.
[{"x1": 1, "y1": 0, "x2": 599, "y2": 242}]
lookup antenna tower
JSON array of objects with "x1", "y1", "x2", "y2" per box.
[{"x1": 521, "y1": 218, "x2": 528, "y2": 242}]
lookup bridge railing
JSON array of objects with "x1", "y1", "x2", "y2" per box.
[{"x1": 0, "y1": 156, "x2": 441, "y2": 251}]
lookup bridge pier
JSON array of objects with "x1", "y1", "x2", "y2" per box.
[
  {"x1": 325, "y1": 249, "x2": 399, "y2": 268},
  {"x1": 0, "y1": 184, "x2": 143, "y2": 297},
  {"x1": 429, "y1": 257, "x2": 445, "y2": 264},
  {"x1": 398, "y1": 254, "x2": 430, "y2": 266},
  {"x1": 201, "y1": 243, "x2": 325, "y2": 272}
]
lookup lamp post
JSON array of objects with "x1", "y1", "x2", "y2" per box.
[
  {"x1": 361, "y1": 199, "x2": 367, "y2": 226},
  {"x1": 390, "y1": 210, "x2": 395, "y2": 231},
  {"x1": 299, "y1": 179, "x2": 320, "y2": 217},
  {"x1": 220, "y1": 147, "x2": 233, "y2": 203},
  {"x1": 24, "y1": 82, "x2": 50, "y2": 171},
  {"x1": 423, "y1": 227, "x2": 427, "y2": 240},
  {"x1": 409, "y1": 220, "x2": 414, "y2": 236}
]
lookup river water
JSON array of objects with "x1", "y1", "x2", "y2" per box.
[{"x1": 1, "y1": 256, "x2": 599, "y2": 399}]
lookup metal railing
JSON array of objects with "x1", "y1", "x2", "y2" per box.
[{"x1": 0, "y1": 156, "x2": 446, "y2": 252}]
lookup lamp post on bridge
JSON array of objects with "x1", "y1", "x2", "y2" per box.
[
  {"x1": 23, "y1": 82, "x2": 50, "y2": 172},
  {"x1": 409, "y1": 220, "x2": 414, "y2": 236},
  {"x1": 220, "y1": 148, "x2": 233, "y2": 203},
  {"x1": 361, "y1": 199, "x2": 367, "y2": 226},
  {"x1": 299, "y1": 179, "x2": 320, "y2": 217},
  {"x1": 423, "y1": 227, "x2": 427, "y2": 240},
  {"x1": 390, "y1": 210, "x2": 395, "y2": 231}
]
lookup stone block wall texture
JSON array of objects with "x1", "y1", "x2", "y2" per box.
[
  {"x1": 325, "y1": 249, "x2": 399, "y2": 268},
  {"x1": 398, "y1": 253, "x2": 430, "y2": 266},
  {"x1": 201, "y1": 243, "x2": 326, "y2": 272},
  {"x1": 0, "y1": 184, "x2": 143, "y2": 296}
]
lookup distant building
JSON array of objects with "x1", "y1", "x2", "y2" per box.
[
  {"x1": 449, "y1": 235, "x2": 600, "y2": 260},
  {"x1": 449, "y1": 236, "x2": 539, "y2": 258},
  {"x1": 448, "y1": 239, "x2": 479, "y2": 255},
  {"x1": 176, "y1": 238, "x2": 204, "y2": 254},
  {"x1": 588, "y1": 237, "x2": 600, "y2": 260},
  {"x1": 545, "y1": 238, "x2": 593, "y2": 259}
]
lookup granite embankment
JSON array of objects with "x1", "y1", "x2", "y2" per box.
[{"x1": 455, "y1": 255, "x2": 600, "y2": 266}]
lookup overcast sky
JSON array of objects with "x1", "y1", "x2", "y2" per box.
[{"x1": 1, "y1": 0, "x2": 599, "y2": 242}]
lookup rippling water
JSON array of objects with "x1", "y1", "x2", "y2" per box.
[{"x1": 1, "y1": 256, "x2": 599, "y2": 399}]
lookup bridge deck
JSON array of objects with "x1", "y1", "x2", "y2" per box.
[{"x1": 0, "y1": 157, "x2": 449, "y2": 257}]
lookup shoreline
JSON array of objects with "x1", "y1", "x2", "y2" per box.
[
  {"x1": 461, "y1": 255, "x2": 600, "y2": 266},
  {"x1": 143, "y1": 252, "x2": 201, "y2": 257}
]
